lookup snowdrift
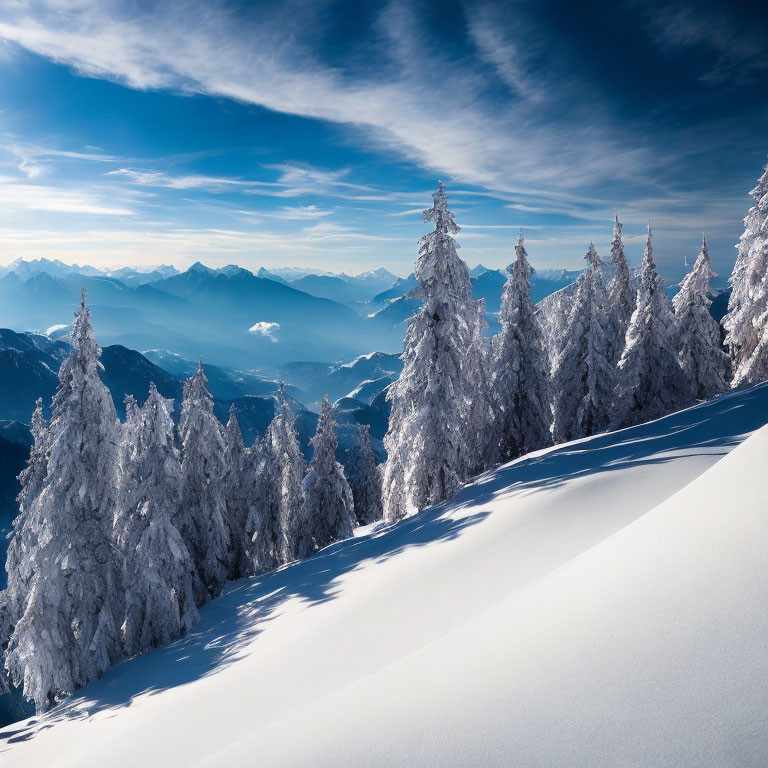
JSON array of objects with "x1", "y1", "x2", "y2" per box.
[{"x1": 2, "y1": 384, "x2": 768, "y2": 767}]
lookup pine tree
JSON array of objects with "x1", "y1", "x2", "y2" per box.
[
  {"x1": 347, "y1": 423, "x2": 383, "y2": 526},
  {"x1": 269, "y1": 385, "x2": 306, "y2": 563},
  {"x1": 382, "y1": 182, "x2": 488, "y2": 521},
  {"x1": 119, "y1": 394, "x2": 140, "y2": 477},
  {"x1": 297, "y1": 396, "x2": 355, "y2": 558},
  {"x1": 552, "y1": 243, "x2": 615, "y2": 443},
  {"x1": 178, "y1": 362, "x2": 230, "y2": 599},
  {"x1": 223, "y1": 405, "x2": 256, "y2": 579},
  {"x1": 3, "y1": 399, "x2": 48, "y2": 637},
  {"x1": 490, "y1": 233, "x2": 551, "y2": 462},
  {"x1": 722, "y1": 159, "x2": 768, "y2": 386},
  {"x1": 117, "y1": 383, "x2": 201, "y2": 657},
  {"x1": 4, "y1": 291, "x2": 123, "y2": 711},
  {"x1": 606, "y1": 214, "x2": 635, "y2": 364},
  {"x1": 614, "y1": 225, "x2": 691, "y2": 428},
  {"x1": 673, "y1": 236, "x2": 730, "y2": 400},
  {"x1": 468, "y1": 299, "x2": 496, "y2": 472},
  {"x1": 248, "y1": 434, "x2": 281, "y2": 574}
]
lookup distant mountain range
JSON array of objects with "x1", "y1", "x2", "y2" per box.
[
  {"x1": 0, "y1": 262, "x2": 405, "y2": 368},
  {"x1": 0, "y1": 259, "x2": 591, "y2": 369}
]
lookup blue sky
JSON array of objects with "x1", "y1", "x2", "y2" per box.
[{"x1": 0, "y1": 0, "x2": 766, "y2": 280}]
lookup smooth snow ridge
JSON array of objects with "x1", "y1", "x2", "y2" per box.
[{"x1": 2, "y1": 384, "x2": 768, "y2": 767}]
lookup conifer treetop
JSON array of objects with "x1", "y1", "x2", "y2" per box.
[
  {"x1": 507, "y1": 231, "x2": 533, "y2": 279},
  {"x1": 585, "y1": 241, "x2": 602, "y2": 271},
  {"x1": 422, "y1": 180, "x2": 460, "y2": 235},
  {"x1": 611, "y1": 214, "x2": 624, "y2": 259},
  {"x1": 69, "y1": 288, "x2": 103, "y2": 378}
]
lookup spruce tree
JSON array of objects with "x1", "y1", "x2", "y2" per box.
[
  {"x1": 269, "y1": 385, "x2": 306, "y2": 562},
  {"x1": 722, "y1": 159, "x2": 768, "y2": 386},
  {"x1": 248, "y1": 434, "x2": 281, "y2": 574},
  {"x1": 178, "y1": 362, "x2": 230, "y2": 598},
  {"x1": 673, "y1": 236, "x2": 730, "y2": 400},
  {"x1": 606, "y1": 214, "x2": 635, "y2": 364},
  {"x1": 223, "y1": 406, "x2": 256, "y2": 579},
  {"x1": 117, "y1": 383, "x2": 201, "y2": 656},
  {"x1": 347, "y1": 423, "x2": 383, "y2": 526},
  {"x1": 552, "y1": 243, "x2": 615, "y2": 443},
  {"x1": 490, "y1": 233, "x2": 551, "y2": 462},
  {"x1": 382, "y1": 182, "x2": 487, "y2": 521},
  {"x1": 614, "y1": 225, "x2": 691, "y2": 428},
  {"x1": 4, "y1": 291, "x2": 123, "y2": 711},
  {"x1": 297, "y1": 396, "x2": 355, "y2": 558},
  {"x1": 3, "y1": 399, "x2": 48, "y2": 637}
]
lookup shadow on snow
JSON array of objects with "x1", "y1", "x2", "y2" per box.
[{"x1": 2, "y1": 382, "x2": 768, "y2": 744}]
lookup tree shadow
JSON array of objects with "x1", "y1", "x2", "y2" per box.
[
  {"x1": 452, "y1": 383, "x2": 768, "y2": 510},
  {"x1": 0, "y1": 503, "x2": 491, "y2": 745},
  {"x1": 3, "y1": 382, "x2": 768, "y2": 745}
]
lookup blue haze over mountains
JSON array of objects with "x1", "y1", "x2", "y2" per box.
[{"x1": 0, "y1": 258, "x2": 582, "y2": 370}]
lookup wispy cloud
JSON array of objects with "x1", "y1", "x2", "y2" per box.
[
  {"x1": 105, "y1": 168, "x2": 259, "y2": 191},
  {"x1": 261, "y1": 205, "x2": 333, "y2": 220},
  {"x1": 0, "y1": 0, "x2": 657, "y2": 201},
  {"x1": 2, "y1": 140, "x2": 121, "y2": 178},
  {"x1": 0, "y1": 0, "x2": 760, "y2": 278},
  {"x1": 0, "y1": 177, "x2": 134, "y2": 214}
]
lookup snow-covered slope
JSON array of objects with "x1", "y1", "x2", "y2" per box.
[{"x1": 2, "y1": 385, "x2": 768, "y2": 766}]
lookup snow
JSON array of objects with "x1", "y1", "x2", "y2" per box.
[{"x1": 2, "y1": 384, "x2": 768, "y2": 766}]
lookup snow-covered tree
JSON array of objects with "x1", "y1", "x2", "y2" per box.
[
  {"x1": 3, "y1": 399, "x2": 48, "y2": 637},
  {"x1": 552, "y1": 243, "x2": 615, "y2": 443},
  {"x1": 347, "y1": 423, "x2": 382, "y2": 526},
  {"x1": 673, "y1": 236, "x2": 730, "y2": 400},
  {"x1": 382, "y1": 182, "x2": 488, "y2": 521},
  {"x1": 117, "y1": 383, "x2": 201, "y2": 657},
  {"x1": 467, "y1": 299, "x2": 495, "y2": 472},
  {"x1": 613, "y1": 225, "x2": 691, "y2": 428},
  {"x1": 722, "y1": 159, "x2": 768, "y2": 387},
  {"x1": 297, "y1": 396, "x2": 355, "y2": 558},
  {"x1": 248, "y1": 434, "x2": 281, "y2": 574},
  {"x1": 178, "y1": 362, "x2": 230, "y2": 599},
  {"x1": 269, "y1": 385, "x2": 306, "y2": 562},
  {"x1": 606, "y1": 214, "x2": 635, "y2": 364},
  {"x1": 119, "y1": 394, "x2": 140, "y2": 478},
  {"x1": 490, "y1": 233, "x2": 551, "y2": 462},
  {"x1": 4, "y1": 291, "x2": 123, "y2": 711},
  {"x1": 223, "y1": 405, "x2": 257, "y2": 579}
]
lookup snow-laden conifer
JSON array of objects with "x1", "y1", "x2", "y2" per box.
[
  {"x1": 614, "y1": 225, "x2": 691, "y2": 428},
  {"x1": 673, "y1": 237, "x2": 729, "y2": 400},
  {"x1": 297, "y1": 396, "x2": 355, "y2": 558},
  {"x1": 119, "y1": 394, "x2": 140, "y2": 477},
  {"x1": 269, "y1": 385, "x2": 306, "y2": 562},
  {"x1": 223, "y1": 405, "x2": 257, "y2": 579},
  {"x1": 490, "y1": 233, "x2": 551, "y2": 462},
  {"x1": 722, "y1": 160, "x2": 768, "y2": 386},
  {"x1": 468, "y1": 299, "x2": 496, "y2": 472},
  {"x1": 347, "y1": 423, "x2": 382, "y2": 526},
  {"x1": 178, "y1": 362, "x2": 230, "y2": 599},
  {"x1": 3, "y1": 399, "x2": 48, "y2": 637},
  {"x1": 117, "y1": 383, "x2": 201, "y2": 657},
  {"x1": 382, "y1": 182, "x2": 488, "y2": 520},
  {"x1": 4, "y1": 291, "x2": 123, "y2": 711},
  {"x1": 552, "y1": 243, "x2": 615, "y2": 443},
  {"x1": 248, "y1": 434, "x2": 281, "y2": 574},
  {"x1": 606, "y1": 214, "x2": 635, "y2": 364}
]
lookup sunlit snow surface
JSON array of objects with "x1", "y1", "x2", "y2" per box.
[{"x1": 2, "y1": 385, "x2": 768, "y2": 766}]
